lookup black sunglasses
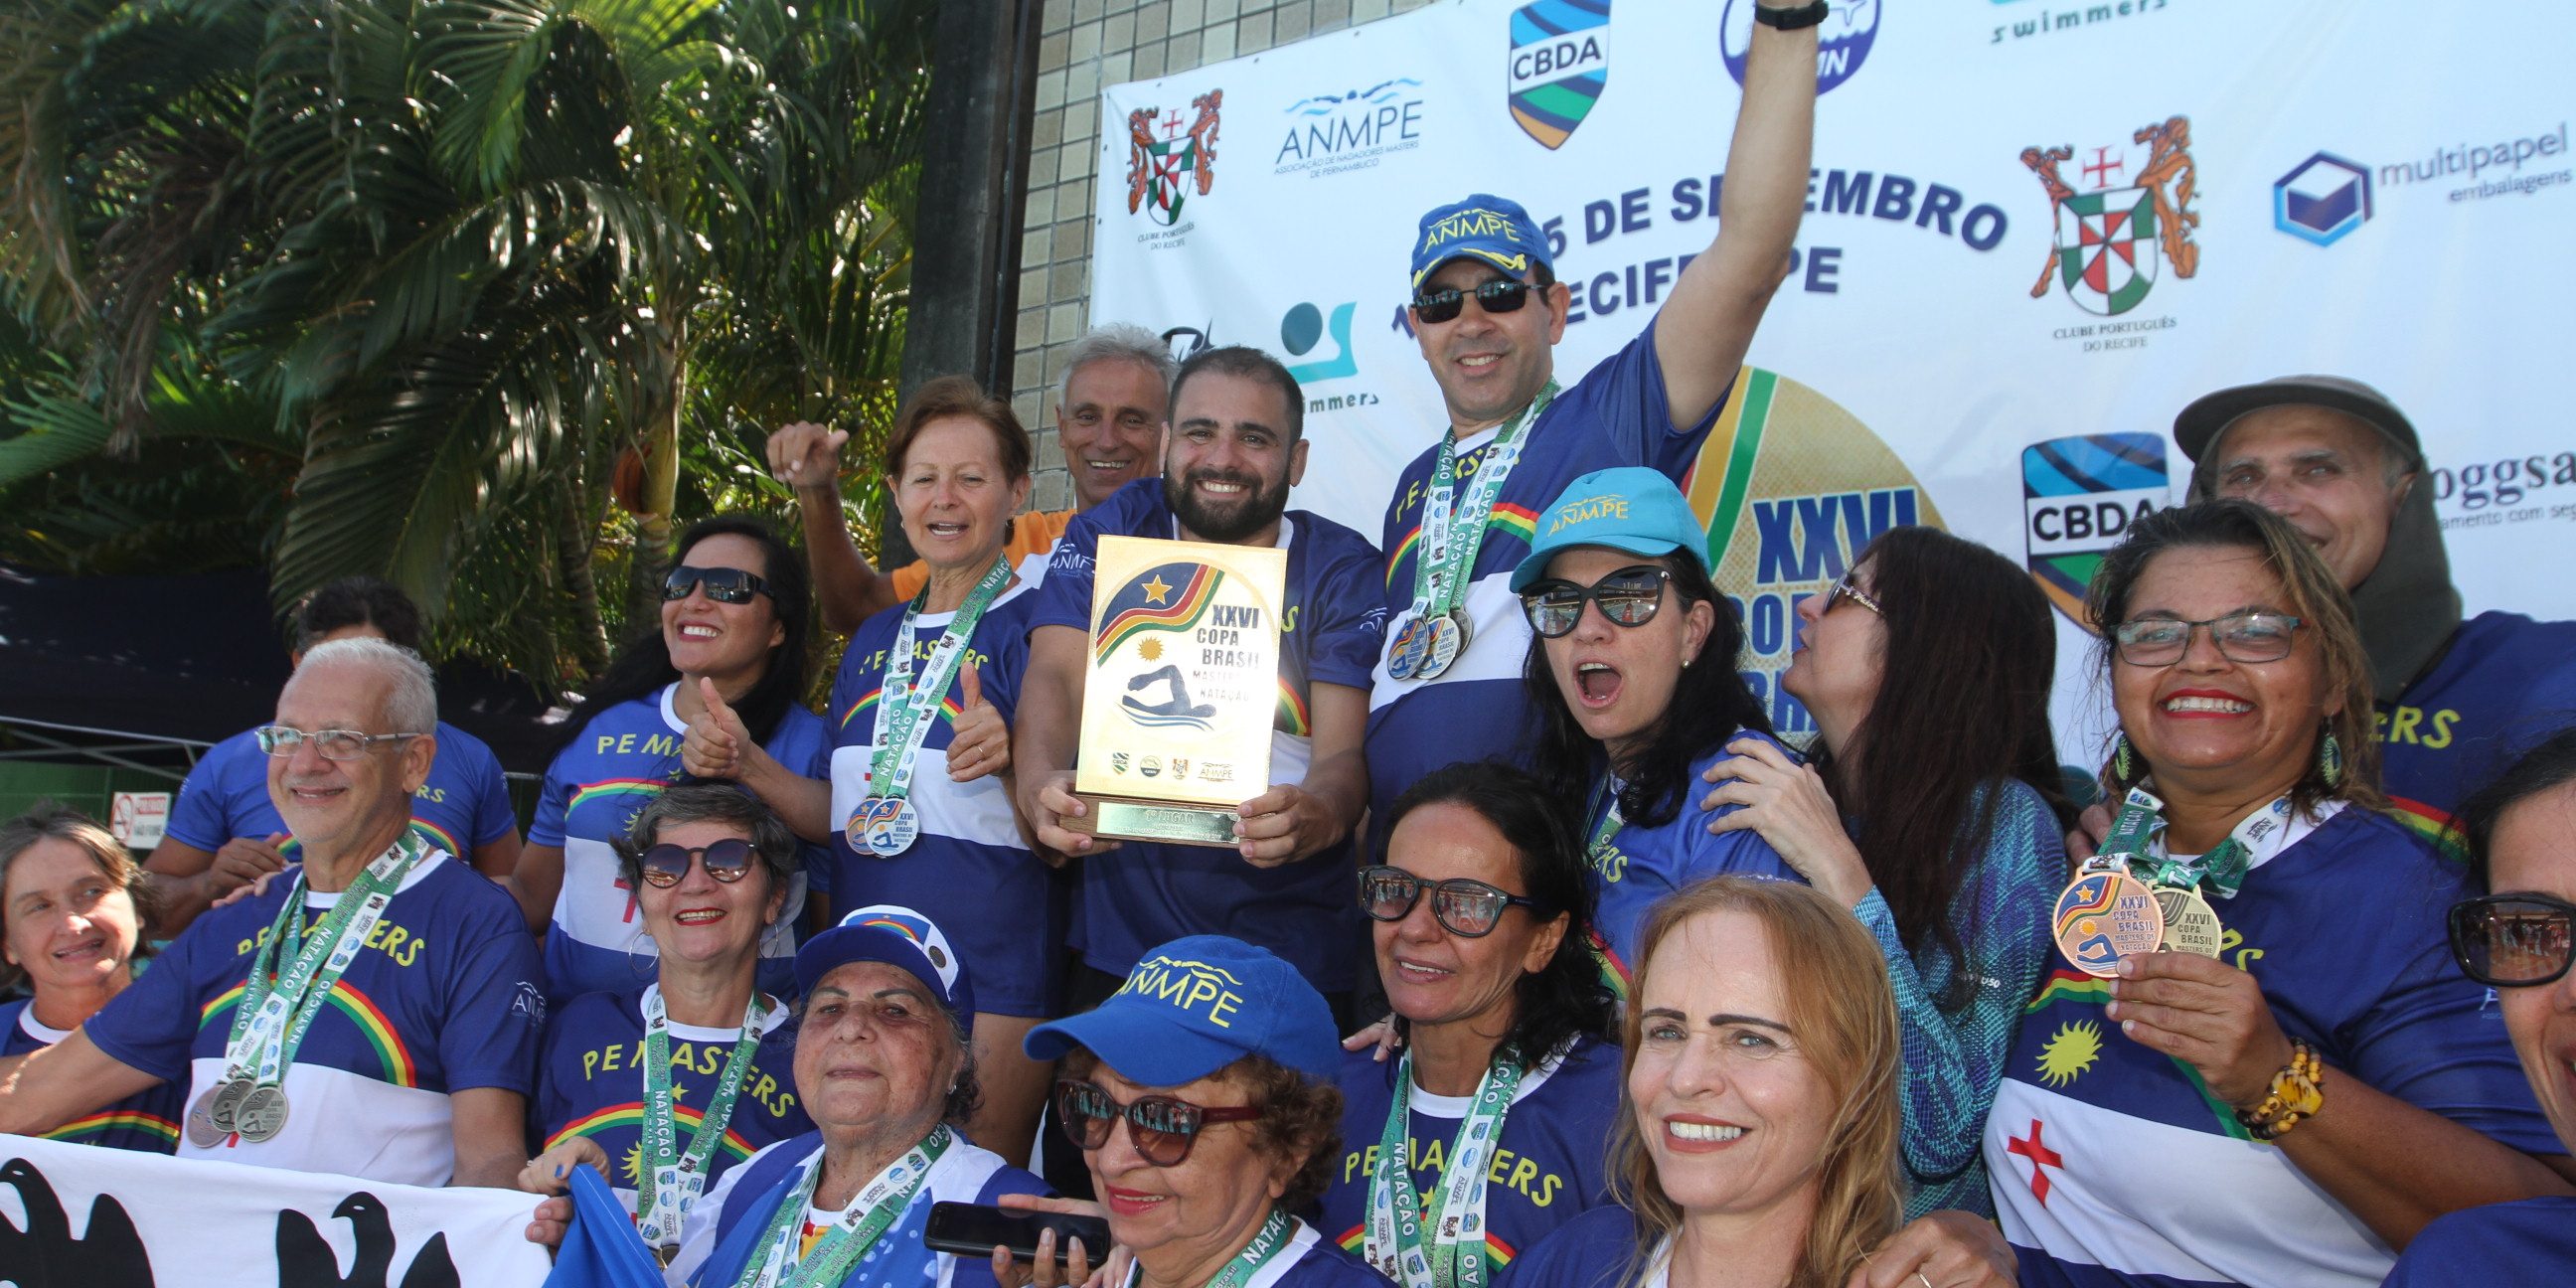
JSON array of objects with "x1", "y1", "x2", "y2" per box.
[
  {"x1": 1359, "y1": 866, "x2": 1546, "y2": 938},
  {"x1": 636, "y1": 839, "x2": 760, "y2": 888},
  {"x1": 1053, "y1": 1078, "x2": 1261, "y2": 1167},
  {"x1": 662, "y1": 564, "x2": 773, "y2": 605},
  {"x1": 2449, "y1": 892, "x2": 2576, "y2": 988},
  {"x1": 1518, "y1": 565, "x2": 1676, "y2": 639},
  {"x1": 1410, "y1": 278, "x2": 1539, "y2": 325}
]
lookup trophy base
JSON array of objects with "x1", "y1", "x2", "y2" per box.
[{"x1": 1067, "y1": 795, "x2": 1241, "y2": 847}]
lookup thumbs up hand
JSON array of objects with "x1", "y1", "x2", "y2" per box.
[
  {"x1": 946, "y1": 665, "x2": 1012, "y2": 784},
  {"x1": 683, "y1": 677, "x2": 750, "y2": 779}
]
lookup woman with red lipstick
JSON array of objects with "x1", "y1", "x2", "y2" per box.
[
  {"x1": 1323, "y1": 762, "x2": 1623, "y2": 1287},
  {"x1": 1519, "y1": 468, "x2": 1798, "y2": 996},
  {"x1": 1985, "y1": 501, "x2": 2572, "y2": 1287},
  {"x1": 1690, "y1": 527, "x2": 2069, "y2": 1219},
  {"x1": 0, "y1": 804, "x2": 184, "y2": 1153},
  {"x1": 517, "y1": 784, "x2": 814, "y2": 1265}
]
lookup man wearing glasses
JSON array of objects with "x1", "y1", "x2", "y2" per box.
[
  {"x1": 1363, "y1": 4, "x2": 1824, "y2": 843},
  {"x1": 0, "y1": 638, "x2": 543, "y2": 1189},
  {"x1": 2173, "y1": 376, "x2": 2576, "y2": 841}
]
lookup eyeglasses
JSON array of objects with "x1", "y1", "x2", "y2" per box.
[
  {"x1": 636, "y1": 839, "x2": 761, "y2": 887},
  {"x1": 1410, "y1": 278, "x2": 1539, "y2": 325},
  {"x1": 662, "y1": 565, "x2": 773, "y2": 605},
  {"x1": 1359, "y1": 866, "x2": 1546, "y2": 938},
  {"x1": 2448, "y1": 893, "x2": 2576, "y2": 988},
  {"x1": 1053, "y1": 1078, "x2": 1261, "y2": 1167},
  {"x1": 254, "y1": 726, "x2": 423, "y2": 760},
  {"x1": 1825, "y1": 569, "x2": 1880, "y2": 615},
  {"x1": 2110, "y1": 612, "x2": 2304, "y2": 667},
  {"x1": 1519, "y1": 565, "x2": 1675, "y2": 639}
]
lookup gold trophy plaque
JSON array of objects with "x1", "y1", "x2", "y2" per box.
[{"x1": 1067, "y1": 535, "x2": 1287, "y2": 846}]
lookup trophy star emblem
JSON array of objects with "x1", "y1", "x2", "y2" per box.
[{"x1": 1142, "y1": 574, "x2": 1173, "y2": 604}]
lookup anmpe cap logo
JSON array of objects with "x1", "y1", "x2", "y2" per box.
[
  {"x1": 2022, "y1": 433, "x2": 2171, "y2": 628},
  {"x1": 2275, "y1": 151, "x2": 2372, "y2": 246}
]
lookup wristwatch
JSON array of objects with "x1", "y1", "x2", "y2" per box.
[{"x1": 1753, "y1": 0, "x2": 1833, "y2": 31}]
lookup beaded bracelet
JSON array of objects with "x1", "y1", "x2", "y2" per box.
[{"x1": 2234, "y1": 1039, "x2": 2326, "y2": 1141}]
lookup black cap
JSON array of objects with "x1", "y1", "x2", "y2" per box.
[{"x1": 2173, "y1": 375, "x2": 2422, "y2": 472}]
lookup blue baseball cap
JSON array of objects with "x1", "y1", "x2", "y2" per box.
[
  {"x1": 795, "y1": 904, "x2": 974, "y2": 1020},
  {"x1": 1510, "y1": 467, "x2": 1710, "y2": 591},
  {"x1": 1410, "y1": 194, "x2": 1554, "y2": 291},
  {"x1": 1023, "y1": 936, "x2": 1339, "y2": 1086}
]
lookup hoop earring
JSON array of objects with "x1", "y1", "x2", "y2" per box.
[{"x1": 2319, "y1": 727, "x2": 2342, "y2": 789}]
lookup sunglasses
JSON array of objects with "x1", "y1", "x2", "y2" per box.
[
  {"x1": 662, "y1": 565, "x2": 773, "y2": 605},
  {"x1": 1053, "y1": 1078, "x2": 1261, "y2": 1167},
  {"x1": 253, "y1": 725, "x2": 422, "y2": 761},
  {"x1": 2448, "y1": 893, "x2": 2576, "y2": 988},
  {"x1": 636, "y1": 839, "x2": 761, "y2": 888},
  {"x1": 1518, "y1": 565, "x2": 1676, "y2": 639},
  {"x1": 1359, "y1": 866, "x2": 1546, "y2": 938},
  {"x1": 1825, "y1": 569, "x2": 1881, "y2": 615},
  {"x1": 2111, "y1": 612, "x2": 2303, "y2": 667},
  {"x1": 1409, "y1": 278, "x2": 1539, "y2": 325}
]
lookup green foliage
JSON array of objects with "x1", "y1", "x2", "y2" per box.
[{"x1": 0, "y1": 0, "x2": 933, "y2": 698}]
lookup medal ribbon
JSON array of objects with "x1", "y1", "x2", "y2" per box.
[
  {"x1": 635, "y1": 986, "x2": 772, "y2": 1250},
  {"x1": 223, "y1": 834, "x2": 425, "y2": 1087},
  {"x1": 736, "y1": 1126, "x2": 952, "y2": 1288},
  {"x1": 1365, "y1": 1051, "x2": 1524, "y2": 1288},
  {"x1": 868, "y1": 556, "x2": 1013, "y2": 801},
  {"x1": 1405, "y1": 382, "x2": 1560, "y2": 625},
  {"x1": 1584, "y1": 777, "x2": 1625, "y2": 866},
  {"x1": 1120, "y1": 1208, "x2": 1299, "y2": 1288},
  {"x1": 2095, "y1": 785, "x2": 2293, "y2": 899}
]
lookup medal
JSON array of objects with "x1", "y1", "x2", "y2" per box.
[
  {"x1": 1413, "y1": 612, "x2": 1470, "y2": 681},
  {"x1": 2051, "y1": 870, "x2": 2164, "y2": 977},
  {"x1": 185, "y1": 1084, "x2": 229, "y2": 1148},
  {"x1": 234, "y1": 1084, "x2": 290, "y2": 1142},
  {"x1": 1385, "y1": 612, "x2": 1426, "y2": 680},
  {"x1": 740, "y1": 1127, "x2": 952, "y2": 1288},
  {"x1": 846, "y1": 796, "x2": 922, "y2": 858},
  {"x1": 1366, "y1": 1050, "x2": 1524, "y2": 1288},
  {"x1": 1395, "y1": 383, "x2": 1557, "y2": 685},
  {"x1": 2153, "y1": 885, "x2": 2224, "y2": 957},
  {"x1": 207, "y1": 1077, "x2": 253, "y2": 1134}
]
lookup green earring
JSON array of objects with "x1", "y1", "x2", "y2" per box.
[
  {"x1": 2114, "y1": 732, "x2": 2135, "y2": 783},
  {"x1": 2320, "y1": 728, "x2": 2342, "y2": 788}
]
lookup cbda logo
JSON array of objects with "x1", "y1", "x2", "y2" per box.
[
  {"x1": 2274, "y1": 152, "x2": 2371, "y2": 246},
  {"x1": 1507, "y1": 0, "x2": 1610, "y2": 150},
  {"x1": 2021, "y1": 432, "x2": 2170, "y2": 627},
  {"x1": 1723, "y1": 0, "x2": 1878, "y2": 95}
]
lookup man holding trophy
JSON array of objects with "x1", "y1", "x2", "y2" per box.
[{"x1": 1014, "y1": 346, "x2": 1383, "y2": 1026}]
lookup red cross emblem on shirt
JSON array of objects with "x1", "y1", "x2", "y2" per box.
[{"x1": 2008, "y1": 1118, "x2": 2064, "y2": 1205}]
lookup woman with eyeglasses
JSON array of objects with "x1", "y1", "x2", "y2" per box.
[
  {"x1": 999, "y1": 935, "x2": 1386, "y2": 1288},
  {"x1": 1982, "y1": 501, "x2": 2569, "y2": 1287},
  {"x1": 517, "y1": 784, "x2": 814, "y2": 1264},
  {"x1": 1519, "y1": 467, "x2": 1797, "y2": 996},
  {"x1": 2385, "y1": 727, "x2": 2576, "y2": 1281},
  {"x1": 514, "y1": 515, "x2": 833, "y2": 1001},
  {"x1": 1323, "y1": 762, "x2": 1622, "y2": 1288},
  {"x1": 1683, "y1": 527, "x2": 2069, "y2": 1218}
]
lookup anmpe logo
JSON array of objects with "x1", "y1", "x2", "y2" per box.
[
  {"x1": 1724, "y1": 0, "x2": 1878, "y2": 95},
  {"x1": 1507, "y1": 0, "x2": 1610, "y2": 150},
  {"x1": 1276, "y1": 78, "x2": 1425, "y2": 179},
  {"x1": 2022, "y1": 432, "x2": 2170, "y2": 627},
  {"x1": 2275, "y1": 152, "x2": 2371, "y2": 246}
]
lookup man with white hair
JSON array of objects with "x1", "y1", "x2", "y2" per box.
[{"x1": 0, "y1": 638, "x2": 543, "y2": 1188}]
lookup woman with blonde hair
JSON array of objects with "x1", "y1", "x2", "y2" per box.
[{"x1": 1506, "y1": 878, "x2": 2012, "y2": 1288}]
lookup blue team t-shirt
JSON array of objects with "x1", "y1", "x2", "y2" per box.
[
  {"x1": 82, "y1": 850, "x2": 544, "y2": 1186},
  {"x1": 165, "y1": 722, "x2": 517, "y2": 863},
  {"x1": 826, "y1": 583, "x2": 1060, "y2": 1016},
  {"x1": 2379, "y1": 610, "x2": 2576, "y2": 852},
  {"x1": 682, "y1": 1129, "x2": 1048, "y2": 1288},
  {"x1": 1367, "y1": 320, "x2": 1725, "y2": 854},
  {"x1": 533, "y1": 984, "x2": 813, "y2": 1214},
  {"x1": 1495, "y1": 1205, "x2": 1653, "y2": 1288},
  {"x1": 1985, "y1": 804, "x2": 2559, "y2": 1288},
  {"x1": 1322, "y1": 1038, "x2": 1623, "y2": 1275},
  {"x1": 1585, "y1": 736, "x2": 1803, "y2": 996},
  {"x1": 1028, "y1": 481, "x2": 1386, "y2": 993},
  {"x1": 2380, "y1": 1195, "x2": 2576, "y2": 1287},
  {"x1": 0, "y1": 996, "x2": 188, "y2": 1153},
  {"x1": 528, "y1": 684, "x2": 832, "y2": 1001}
]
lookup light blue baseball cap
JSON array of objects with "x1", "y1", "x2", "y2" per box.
[
  {"x1": 1023, "y1": 936, "x2": 1339, "y2": 1086},
  {"x1": 1510, "y1": 467, "x2": 1710, "y2": 591}
]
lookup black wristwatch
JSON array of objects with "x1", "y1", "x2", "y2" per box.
[{"x1": 1753, "y1": 0, "x2": 1833, "y2": 31}]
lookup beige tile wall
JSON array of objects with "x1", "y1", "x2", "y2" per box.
[{"x1": 1013, "y1": 0, "x2": 1431, "y2": 509}]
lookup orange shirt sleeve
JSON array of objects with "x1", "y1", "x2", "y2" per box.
[{"x1": 889, "y1": 559, "x2": 928, "y2": 602}]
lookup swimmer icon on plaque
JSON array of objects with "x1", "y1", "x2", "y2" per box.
[{"x1": 1069, "y1": 535, "x2": 1288, "y2": 845}]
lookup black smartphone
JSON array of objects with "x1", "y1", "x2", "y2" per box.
[{"x1": 922, "y1": 1201, "x2": 1116, "y2": 1266}]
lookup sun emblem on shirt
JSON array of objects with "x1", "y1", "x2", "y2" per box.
[
  {"x1": 2035, "y1": 1021, "x2": 2103, "y2": 1088},
  {"x1": 622, "y1": 1141, "x2": 647, "y2": 1187}
]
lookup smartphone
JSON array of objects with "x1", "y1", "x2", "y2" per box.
[{"x1": 923, "y1": 1201, "x2": 1116, "y2": 1266}]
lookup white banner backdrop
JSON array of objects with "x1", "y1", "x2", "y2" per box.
[
  {"x1": 1089, "y1": 0, "x2": 2576, "y2": 755},
  {"x1": 0, "y1": 1135, "x2": 549, "y2": 1287}
]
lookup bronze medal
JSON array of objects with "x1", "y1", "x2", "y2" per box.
[
  {"x1": 2153, "y1": 885, "x2": 2224, "y2": 958},
  {"x1": 2051, "y1": 870, "x2": 2165, "y2": 978},
  {"x1": 233, "y1": 1084, "x2": 289, "y2": 1143}
]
